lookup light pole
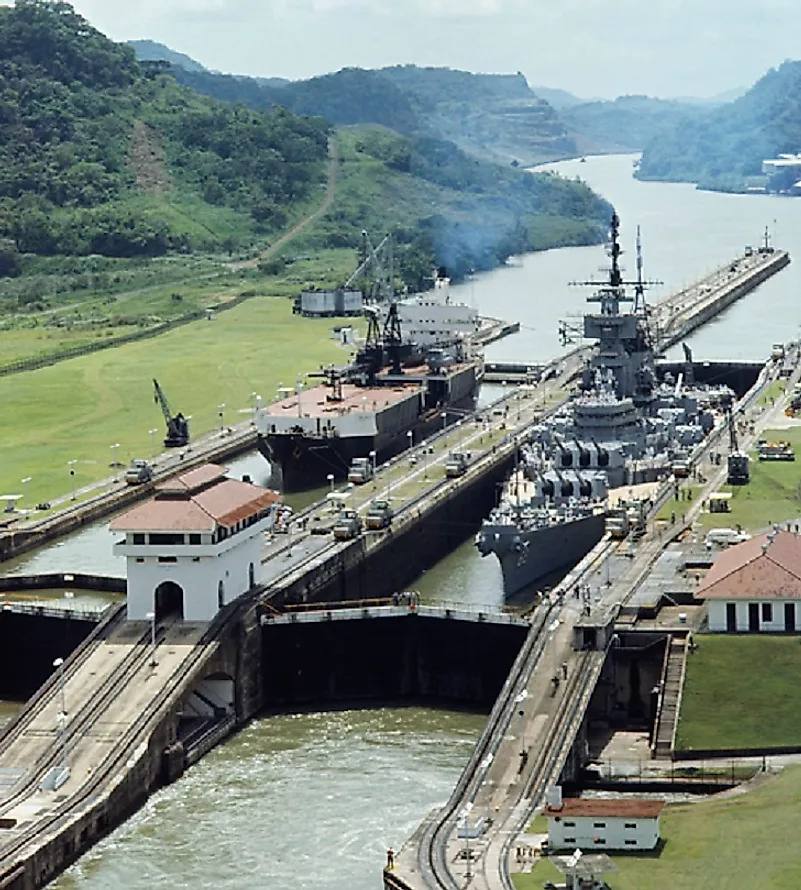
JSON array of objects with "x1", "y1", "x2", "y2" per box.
[
  {"x1": 407, "y1": 429, "x2": 413, "y2": 451},
  {"x1": 52, "y1": 657, "x2": 68, "y2": 771},
  {"x1": 53, "y1": 657, "x2": 66, "y2": 716},
  {"x1": 514, "y1": 690, "x2": 528, "y2": 756},
  {"x1": 369, "y1": 450, "x2": 376, "y2": 489},
  {"x1": 21, "y1": 476, "x2": 31, "y2": 512},
  {"x1": 250, "y1": 392, "x2": 258, "y2": 425},
  {"x1": 218, "y1": 403, "x2": 226, "y2": 435},
  {"x1": 441, "y1": 410, "x2": 447, "y2": 434},
  {"x1": 110, "y1": 443, "x2": 120, "y2": 480},
  {"x1": 149, "y1": 428, "x2": 158, "y2": 460},
  {"x1": 67, "y1": 460, "x2": 78, "y2": 501},
  {"x1": 146, "y1": 611, "x2": 157, "y2": 667},
  {"x1": 327, "y1": 473, "x2": 335, "y2": 495}
]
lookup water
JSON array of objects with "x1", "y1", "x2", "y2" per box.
[
  {"x1": 450, "y1": 154, "x2": 801, "y2": 364},
  {"x1": 53, "y1": 709, "x2": 484, "y2": 890},
  {"x1": 24, "y1": 153, "x2": 801, "y2": 889}
]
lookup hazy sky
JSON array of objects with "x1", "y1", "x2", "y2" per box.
[{"x1": 8, "y1": 0, "x2": 801, "y2": 98}]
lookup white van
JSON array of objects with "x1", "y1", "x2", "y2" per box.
[{"x1": 705, "y1": 528, "x2": 750, "y2": 548}]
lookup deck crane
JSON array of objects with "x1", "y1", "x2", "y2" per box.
[
  {"x1": 343, "y1": 231, "x2": 394, "y2": 303},
  {"x1": 726, "y1": 405, "x2": 749, "y2": 485},
  {"x1": 153, "y1": 379, "x2": 190, "y2": 448}
]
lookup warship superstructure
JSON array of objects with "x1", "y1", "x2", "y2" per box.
[{"x1": 477, "y1": 214, "x2": 731, "y2": 596}]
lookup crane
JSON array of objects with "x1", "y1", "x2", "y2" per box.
[
  {"x1": 343, "y1": 231, "x2": 394, "y2": 303},
  {"x1": 153, "y1": 379, "x2": 190, "y2": 448}
]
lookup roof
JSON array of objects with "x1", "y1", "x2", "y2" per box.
[
  {"x1": 110, "y1": 475, "x2": 280, "y2": 533},
  {"x1": 155, "y1": 464, "x2": 228, "y2": 494},
  {"x1": 696, "y1": 529, "x2": 801, "y2": 600},
  {"x1": 545, "y1": 798, "x2": 665, "y2": 819}
]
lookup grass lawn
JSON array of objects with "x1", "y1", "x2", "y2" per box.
[
  {"x1": 514, "y1": 766, "x2": 801, "y2": 890},
  {"x1": 698, "y1": 425, "x2": 801, "y2": 533},
  {"x1": 0, "y1": 296, "x2": 356, "y2": 506},
  {"x1": 676, "y1": 635, "x2": 801, "y2": 752}
]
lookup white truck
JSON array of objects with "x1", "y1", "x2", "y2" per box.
[
  {"x1": 125, "y1": 459, "x2": 153, "y2": 485},
  {"x1": 347, "y1": 457, "x2": 374, "y2": 484}
]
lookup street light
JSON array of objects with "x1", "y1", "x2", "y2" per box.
[
  {"x1": 110, "y1": 443, "x2": 120, "y2": 480},
  {"x1": 369, "y1": 450, "x2": 377, "y2": 489},
  {"x1": 441, "y1": 410, "x2": 447, "y2": 433},
  {"x1": 218, "y1": 403, "x2": 226, "y2": 435},
  {"x1": 145, "y1": 611, "x2": 157, "y2": 667},
  {"x1": 149, "y1": 428, "x2": 158, "y2": 460},
  {"x1": 327, "y1": 473, "x2": 335, "y2": 494},
  {"x1": 21, "y1": 476, "x2": 31, "y2": 512},
  {"x1": 515, "y1": 690, "x2": 528, "y2": 757},
  {"x1": 407, "y1": 429, "x2": 413, "y2": 451},
  {"x1": 52, "y1": 657, "x2": 66, "y2": 716},
  {"x1": 67, "y1": 460, "x2": 78, "y2": 501}
]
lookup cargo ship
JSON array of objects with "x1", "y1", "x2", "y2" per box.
[{"x1": 255, "y1": 296, "x2": 480, "y2": 491}]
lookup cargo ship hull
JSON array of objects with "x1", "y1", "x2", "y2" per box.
[{"x1": 257, "y1": 362, "x2": 478, "y2": 491}]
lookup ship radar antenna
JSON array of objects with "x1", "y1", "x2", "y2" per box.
[{"x1": 633, "y1": 225, "x2": 647, "y2": 315}]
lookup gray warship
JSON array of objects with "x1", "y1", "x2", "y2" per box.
[{"x1": 476, "y1": 214, "x2": 731, "y2": 596}]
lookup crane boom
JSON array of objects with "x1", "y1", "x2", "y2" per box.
[{"x1": 153, "y1": 379, "x2": 190, "y2": 448}]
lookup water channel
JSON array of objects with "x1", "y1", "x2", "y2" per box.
[{"x1": 11, "y1": 153, "x2": 801, "y2": 889}]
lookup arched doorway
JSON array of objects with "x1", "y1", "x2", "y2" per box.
[
  {"x1": 155, "y1": 581, "x2": 184, "y2": 620},
  {"x1": 248, "y1": 562, "x2": 255, "y2": 589}
]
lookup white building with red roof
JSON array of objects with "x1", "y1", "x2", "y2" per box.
[
  {"x1": 696, "y1": 529, "x2": 801, "y2": 633},
  {"x1": 110, "y1": 464, "x2": 280, "y2": 622},
  {"x1": 545, "y1": 793, "x2": 664, "y2": 851}
]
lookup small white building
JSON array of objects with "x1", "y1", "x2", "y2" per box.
[
  {"x1": 545, "y1": 797, "x2": 664, "y2": 852},
  {"x1": 110, "y1": 464, "x2": 281, "y2": 622},
  {"x1": 696, "y1": 529, "x2": 801, "y2": 633}
]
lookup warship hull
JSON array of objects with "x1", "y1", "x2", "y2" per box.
[{"x1": 479, "y1": 512, "x2": 606, "y2": 597}]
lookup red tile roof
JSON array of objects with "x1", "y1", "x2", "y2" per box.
[
  {"x1": 545, "y1": 798, "x2": 664, "y2": 819},
  {"x1": 696, "y1": 530, "x2": 801, "y2": 600},
  {"x1": 155, "y1": 464, "x2": 228, "y2": 494},
  {"x1": 111, "y1": 473, "x2": 280, "y2": 533}
]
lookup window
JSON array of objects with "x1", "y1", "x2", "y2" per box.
[
  {"x1": 192, "y1": 557, "x2": 200, "y2": 563},
  {"x1": 132, "y1": 533, "x2": 145, "y2": 545},
  {"x1": 189, "y1": 534, "x2": 201, "y2": 545},
  {"x1": 625, "y1": 840, "x2": 637, "y2": 846},
  {"x1": 593, "y1": 822, "x2": 606, "y2": 829},
  {"x1": 158, "y1": 556, "x2": 177, "y2": 564},
  {"x1": 762, "y1": 603, "x2": 773, "y2": 622},
  {"x1": 564, "y1": 838, "x2": 576, "y2": 845},
  {"x1": 136, "y1": 558, "x2": 144, "y2": 564},
  {"x1": 593, "y1": 838, "x2": 606, "y2": 845},
  {"x1": 624, "y1": 823, "x2": 637, "y2": 829},
  {"x1": 149, "y1": 533, "x2": 185, "y2": 546},
  {"x1": 563, "y1": 821, "x2": 576, "y2": 828}
]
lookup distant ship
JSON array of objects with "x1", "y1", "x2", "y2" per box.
[
  {"x1": 255, "y1": 277, "x2": 481, "y2": 491},
  {"x1": 477, "y1": 214, "x2": 732, "y2": 597}
]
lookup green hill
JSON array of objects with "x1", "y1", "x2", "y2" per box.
[
  {"x1": 127, "y1": 39, "x2": 207, "y2": 73},
  {"x1": 297, "y1": 125, "x2": 610, "y2": 284},
  {"x1": 0, "y1": 0, "x2": 330, "y2": 263},
  {"x1": 637, "y1": 61, "x2": 801, "y2": 188},
  {"x1": 168, "y1": 62, "x2": 576, "y2": 166},
  {"x1": 562, "y1": 95, "x2": 705, "y2": 153}
]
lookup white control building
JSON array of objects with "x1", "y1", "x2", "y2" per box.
[
  {"x1": 545, "y1": 796, "x2": 664, "y2": 852},
  {"x1": 111, "y1": 464, "x2": 280, "y2": 622}
]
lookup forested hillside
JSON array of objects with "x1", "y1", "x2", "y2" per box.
[
  {"x1": 562, "y1": 95, "x2": 704, "y2": 153},
  {"x1": 637, "y1": 61, "x2": 801, "y2": 187},
  {"x1": 0, "y1": 0, "x2": 330, "y2": 264},
  {"x1": 303, "y1": 126, "x2": 610, "y2": 284},
  {"x1": 159, "y1": 60, "x2": 576, "y2": 166}
]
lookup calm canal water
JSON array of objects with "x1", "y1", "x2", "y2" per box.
[{"x1": 20, "y1": 153, "x2": 801, "y2": 889}]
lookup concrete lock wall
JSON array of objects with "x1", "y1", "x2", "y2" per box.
[
  {"x1": 0, "y1": 611, "x2": 97, "y2": 700},
  {"x1": 260, "y1": 615, "x2": 528, "y2": 709}
]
